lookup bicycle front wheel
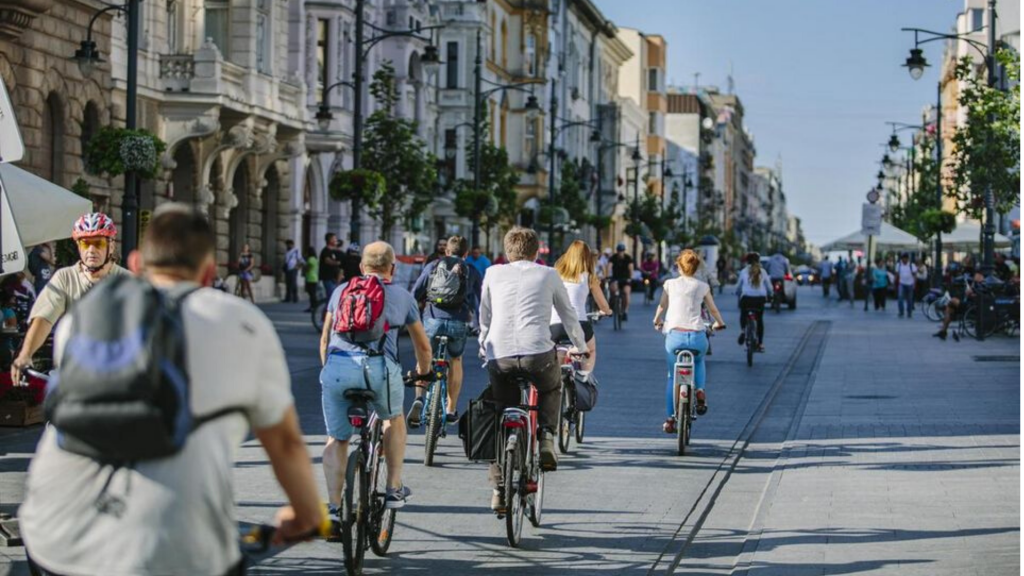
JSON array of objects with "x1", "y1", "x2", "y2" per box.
[
  {"x1": 368, "y1": 425, "x2": 396, "y2": 557},
  {"x1": 527, "y1": 445, "x2": 545, "y2": 528},
  {"x1": 423, "y1": 382, "x2": 444, "y2": 467},
  {"x1": 557, "y1": 383, "x2": 572, "y2": 454},
  {"x1": 613, "y1": 294, "x2": 622, "y2": 331},
  {"x1": 923, "y1": 300, "x2": 942, "y2": 322},
  {"x1": 503, "y1": 438, "x2": 525, "y2": 547},
  {"x1": 312, "y1": 301, "x2": 327, "y2": 333},
  {"x1": 342, "y1": 450, "x2": 369, "y2": 575},
  {"x1": 676, "y1": 386, "x2": 690, "y2": 456}
]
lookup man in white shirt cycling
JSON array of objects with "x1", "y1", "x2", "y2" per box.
[{"x1": 478, "y1": 227, "x2": 587, "y2": 509}]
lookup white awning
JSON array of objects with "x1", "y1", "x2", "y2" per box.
[
  {"x1": 0, "y1": 164, "x2": 92, "y2": 274},
  {"x1": 821, "y1": 222, "x2": 924, "y2": 253},
  {"x1": 941, "y1": 220, "x2": 1012, "y2": 251}
]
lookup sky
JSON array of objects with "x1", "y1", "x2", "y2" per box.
[{"x1": 593, "y1": 0, "x2": 965, "y2": 246}]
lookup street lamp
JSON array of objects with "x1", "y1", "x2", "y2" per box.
[
  {"x1": 72, "y1": 0, "x2": 141, "y2": 254},
  {"x1": 902, "y1": 12, "x2": 1001, "y2": 287},
  {"x1": 631, "y1": 137, "x2": 643, "y2": 262}
]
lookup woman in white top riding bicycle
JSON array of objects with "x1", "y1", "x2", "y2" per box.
[
  {"x1": 736, "y1": 252, "x2": 773, "y2": 353},
  {"x1": 551, "y1": 240, "x2": 613, "y2": 372},
  {"x1": 653, "y1": 250, "x2": 726, "y2": 434}
]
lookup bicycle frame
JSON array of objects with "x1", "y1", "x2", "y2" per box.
[
  {"x1": 674, "y1": 350, "x2": 696, "y2": 455},
  {"x1": 420, "y1": 336, "x2": 450, "y2": 426}
]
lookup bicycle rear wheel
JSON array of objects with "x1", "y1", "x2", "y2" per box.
[
  {"x1": 423, "y1": 381, "x2": 444, "y2": 467},
  {"x1": 923, "y1": 300, "x2": 942, "y2": 322},
  {"x1": 527, "y1": 443, "x2": 545, "y2": 528},
  {"x1": 574, "y1": 410, "x2": 586, "y2": 444},
  {"x1": 503, "y1": 438, "x2": 525, "y2": 547},
  {"x1": 368, "y1": 425, "x2": 396, "y2": 557},
  {"x1": 675, "y1": 384, "x2": 690, "y2": 456},
  {"x1": 557, "y1": 383, "x2": 572, "y2": 454},
  {"x1": 342, "y1": 450, "x2": 368, "y2": 575},
  {"x1": 746, "y1": 321, "x2": 756, "y2": 367},
  {"x1": 613, "y1": 293, "x2": 622, "y2": 331}
]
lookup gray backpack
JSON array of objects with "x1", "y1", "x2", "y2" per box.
[
  {"x1": 425, "y1": 256, "x2": 468, "y2": 309},
  {"x1": 45, "y1": 275, "x2": 240, "y2": 463}
]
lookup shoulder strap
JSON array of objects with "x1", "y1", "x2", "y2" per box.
[{"x1": 192, "y1": 406, "x2": 248, "y2": 430}]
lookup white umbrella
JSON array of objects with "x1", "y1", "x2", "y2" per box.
[
  {"x1": 0, "y1": 163, "x2": 92, "y2": 274},
  {"x1": 821, "y1": 222, "x2": 923, "y2": 252},
  {"x1": 941, "y1": 220, "x2": 1012, "y2": 251}
]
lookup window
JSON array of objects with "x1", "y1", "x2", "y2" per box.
[
  {"x1": 444, "y1": 129, "x2": 457, "y2": 182},
  {"x1": 525, "y1": 118, "x2": 536, "y2": 160},
  {"x1": 41, "y1": 93, "x2": 65, "y2": 186},
  {"x1": 204, "y1": 0, "x2": 230, "y2": 57},
  {"x1": 500, "y1": 21, "x2": 508, "y2": 69},
  {"x1": 317, "y1": 19, "x2": 329, "y2": 94},
  {"x1": 445, "y1": 41, "x2": 459, "y2": 89},
  {"x1": 167, "y1": 0, "x2": 178, "y2": 53},
  {"x1": 970, "y1": 8, "x2": 984, "y2": 32},
  {"x1": 648, "y1": 68, "x2": 660, "y2": 92},
  {"x1": 525, "y1": 33, "x2": 537, "y2": 77},
  {"x1": 490, "y1": 13, "x2": 496, "y2": 60},
  {"x1": 649, "y1": 112, "x2": 657, "y2": 134},
  {"x1": 80, "y1": 101, "x2": 100, "y2": 159},
  {"x1": 256, "y1": 0, "x2": 271, "y2": 73},
  {"x1": 500, "y1": 102, "x2": 508, "y2": 147}
]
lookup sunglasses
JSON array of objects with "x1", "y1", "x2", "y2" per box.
[{"x1": 77, "y1": 238, "x2": 109, "y2": 251}]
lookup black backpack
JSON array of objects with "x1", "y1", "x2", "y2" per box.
[
  {"x1": 425, "y1": 256, "x2": 468, "y2": 309},
  {"x1": 45, "y1": 275, "x2": 239, "y2": 463}
]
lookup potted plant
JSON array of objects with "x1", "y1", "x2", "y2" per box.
[
  {"x1": 329, "y1": 168, "x2": 386, "y2": 204},
  {"x1": 84, "y1": 126, "x2": 167, "y2": 180}
]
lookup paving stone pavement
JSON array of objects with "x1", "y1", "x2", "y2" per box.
[{"x1": 0, "y1": 286, "x2": 1018, "y2": 575}]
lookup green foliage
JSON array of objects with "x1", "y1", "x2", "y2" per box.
[
  {"x1": 624, "y1": 190, "x2": 680, "y2": 247},
  {"x1": 948, "y1": 48, "x2": 1020, "y2": 219},
  {"x1": 360, "y1": 61, "x2": 438, "y2": 237},
  {"x1": 84, "y1": 126, "x2": 167, "y2": 180},
  {"x1": 453, "y1": 139, "x2": 521, "y2": 234},
  {"x1": 919, "y1": 208, "x2": 957, "y2": 236},
  {"x1": 329, "y1": 168, "x2": 386, "y2": 202},
  {"x1": 890, "y1": 133, "x2": 943, "y2": 240}
]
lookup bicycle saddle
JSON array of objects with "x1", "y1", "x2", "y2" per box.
[{"x1": 344, "y1": 389, "x2": 378, "y2": 402}]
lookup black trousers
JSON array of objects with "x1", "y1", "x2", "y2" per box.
[
  {"x1": 739, "y1": 296, "x2": 766, "y2": 343},
  {"x1": 284, "y1": 269, "x2": 299, "y2": 302},
  {"x1": 873, "y1": 287, "x2": 887, "y2": 310},
  {"x1": 486, "y1": 349, "x2": 561, "y2": 432}
]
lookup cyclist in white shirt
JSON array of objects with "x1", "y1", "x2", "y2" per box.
[
  {"x1": 550, "y1": 240, "x2": 612, "y2": 372},
  {"x1": 736, "y1": 252, "x2": 773, "y2": 352},
  {"x1": 653, "y1": 250, "x2": 726, "y2": 434}
]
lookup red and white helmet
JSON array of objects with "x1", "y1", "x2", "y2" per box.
[{"x1": 72, "y1": 212, "x2": 118, "y2": 241}]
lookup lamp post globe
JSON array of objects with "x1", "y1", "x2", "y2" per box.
[
  {"x1": 888, "y1": 134, "x2": 900, "y2": 153},
  {"x1": 74, "y1": 40, "x2": 102, "y2": 77},
  {"x1": 524, "y1": 94, "x2": 541, "y2": 121},
  {"x1": 904, "y1": 48, "x2": 929, "y2": 80},
  {"x1": 420, "y1": 45, "x2": 442, "y2": 76},
  {"x1": 316, "y1": 107, "x2": 333, "y2": 131}
]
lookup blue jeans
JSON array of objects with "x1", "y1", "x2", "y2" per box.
[
  {"x1": 664, "y1": 330, "x2": 708, "y2": 417},
  {"x1": 423, "y1": 318, "x2": 468, "y2": 358},
  {"x1": 320, "y1": 352, "x2": 404, "y2": 439},
  {"x1": 322, "y1": 280, "x2": 338, "y2": 303},
  {"x1": 898, "y1": 284, "x2": 915, "y2": 316}
]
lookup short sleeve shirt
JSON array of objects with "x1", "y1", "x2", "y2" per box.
[
  {"x1": 319, "y1": 247, "x2": 343, "y2": 283},
  {"x1": 610, "y1": 254, "x2": 633, "y2": 280},
  {"x1": 29, "y1": 264, "x2": 130, "y2": 325},
  {"x1": 305, "y1": 256, "x2": 319, "y2": 283},
  {"x1": 19, "y1": 287, "x2": 293, "y2": 576},
  {"x1": 326, "y1": 278, "x2": 420, "y2": 362},
  {"x1": 662, "y1": 275, "x2": 710, "y2": 333}
]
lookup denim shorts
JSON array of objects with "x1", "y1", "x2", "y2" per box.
[
  {"x1": 423, "y1": 318, "x2": 468, "y2": 358},
  {"x1": 320, "y1": 352, "x2": 405, "y2": 439}
]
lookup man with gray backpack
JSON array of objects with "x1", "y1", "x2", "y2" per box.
[
  {"x1": 409, "y1": 236, "x2": 482, "y2": 426},
  {"x1": 19, "y1": 204, "x2": 325, "y2": 576}
]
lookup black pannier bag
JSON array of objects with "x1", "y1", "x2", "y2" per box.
[{"x1": 458, "y1": 386, "x2": 501, "y2": 461}]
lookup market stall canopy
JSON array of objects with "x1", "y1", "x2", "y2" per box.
[
  {"x1": 941, "y1": 220, "x2": 1012, "y2": 251},
  {"x1": 0, "y1": 163, "x2": 92, "y2": 274},
  {"x1": 821, "y1": 222, "x2": 923, "y2": 253}
]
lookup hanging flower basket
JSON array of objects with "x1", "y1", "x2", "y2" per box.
[
  {"x1": 329, "y1": 169, "x2": 386, "y2": 204},
  {"x1": 84, "y1": 126, "x2": 167, "y2": 179}
]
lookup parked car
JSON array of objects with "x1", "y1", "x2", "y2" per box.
[
  {"x1": 762, "y1": 257, "x2": 797, "y2": 310},
  {"x1": 794, "y1": 265, "x2": 818, "y2": 286}
]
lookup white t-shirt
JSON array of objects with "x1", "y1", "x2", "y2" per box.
[
  {"x1": 661, "y1": 275, "x2": 710, "y2": 333},
  {"x1": 551, "y1": 272, "x2": 591, "y2": 325},
  {"x1": 896, "y1": 261, "x2": 917, "y2": 286},
  {"x1": 20, "y1": 287, "x2": 294, "y2": 576}
]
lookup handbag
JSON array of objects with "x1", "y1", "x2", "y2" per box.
[
  {"x1": 573, "y1": 371, "x2": 600, "y2": 412},
  {"x1": 457, "y1": 386, "x2": 501, "y2": 461}
]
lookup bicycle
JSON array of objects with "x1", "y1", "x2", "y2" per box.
[
  {"x1": 494, "y1": 376, "x2": 545, "y2": 548},
  {"x1": 671, "y1": 322, "x2": 721, "y2": 456},
  {"x1": 743, "y1": 308, "x2": 759, "y2": 367},
  {"x1": 771, "y1": 280, "x2": 784, "y2": 314},
  {"x1": 555, "y1": 318, "x2": 599, "y2": 454},
  {"x1": 337, "y1": 372, "x2": 433, "y2": 575},
  {"x1": 312, "y1": 300, "x2": 328, "y2": 333},
  {"x1": 418, "y1": 335, "x2": 451, "y2": 467},
  {"x1": 611, "y1": 282, "x2": 624, "y2": 331},
  {"x1": 643, "y1": 274, "x2": 657, "y2": 306}
]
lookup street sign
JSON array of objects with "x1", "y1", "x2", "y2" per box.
[
  {"x1": 862, "y1": 203, "x2": 883, "y2": 236},
  {"x1": 0, "y1": 77, "x2": 24, "y2": 164}
]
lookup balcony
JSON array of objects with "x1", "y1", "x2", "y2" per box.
[
  {"x1": 159, "y1": 54, "x2": 195, "y2": 92},
  {"x1": 0, "y1": 0, "x2": 53, "y2": 40}
]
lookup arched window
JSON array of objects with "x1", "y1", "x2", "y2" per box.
[
  {"x1": 41, "y1": 93, "x2": 65, "y2": 186},
  {"x1": 262, "y1": 166, "x2": 280, "y2": 271},
  {"x1": 489, "y1": 12, "x2": 496, "y2": 61},
  {"x1": 500, "y1": 99, "x2": 508, "y2": 148},
  {"x1": 229, "y1": 164, "x2": 249, "y2": 261},
  {"x1": 80, "y1": 101, "x2": 100, "y2": 160},
  {"x1": 170, "y1": 144, "x2": 196, "y2": 205},
  {"x1": 256, "y1": 0, "x2": 271, "y2": 73}
]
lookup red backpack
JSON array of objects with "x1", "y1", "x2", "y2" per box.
[{"x1": 333, "y1": 275, "x2": 389, "y2": 350}]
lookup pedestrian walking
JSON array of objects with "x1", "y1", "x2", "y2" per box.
[
  {"x1": 425, "y1": 238, "x2": 447, "y2": 265},
  {"x1": 835, "y1": 257, "x2": 848, "y2": 301},
  {"x1": 283, "y1": 239, "x2": 302, "y2": 303},
  {"x1": 895, "y1": 253, "x2": 917, "y2": 318},
  {"x1": 872, "y1": 258, "x2": 889, "y2": 311},
  {"x1": 342, "y1": 242, "x2": 362, "y2": 282},
  {"x1": 466, "y1": 245, "x2": 492, "y2": 277},
  {"x1": 303, "y1": 246, "x2": 319, "y2": 311},
  {"x1": 915, "y1": 259, "x2": 930, "y2": 300},
  {"x1": 819, "y1": 255, "x2": 834, "y2": 298},
  {"x1": 235, "y1": 243, "x2": 256, "y2": 303},
  {"x1": 319, "y1": 233, "x2": 343, "y2": 299},
  {"x1": 27, "y1": 243, "x2": 55, "y2": 296}
]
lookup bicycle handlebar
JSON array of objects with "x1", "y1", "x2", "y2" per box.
[
  {"x1": 19, "y1": 368, "x2": 49, "y2": 387},
  {"x1": 403, "y1": 372, "x2": 437, "y2": 387},
  {"x1": 240, "y1": 504, "x2": 333, "y2": 553}
]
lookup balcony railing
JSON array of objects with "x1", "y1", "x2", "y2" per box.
[{"x1": 159, "y1": 54, "x2": 195, "y2": 92}]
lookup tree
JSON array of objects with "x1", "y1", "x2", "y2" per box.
[
  {"x1": 948, "y1": 48, "x2": 1020, "y2": 219},
  {"x1": 453, "y1": 138, "x2": 520, "y2": 251},
  {"x1": 538, "y1": 158, "x2": 593, "y2": 251},
  {"x1": 624, "y1": 190, "x2": 680, "y2": 258},
  {"x1": 358, "y1": 61, "x2": 437, "y2": 239}
]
